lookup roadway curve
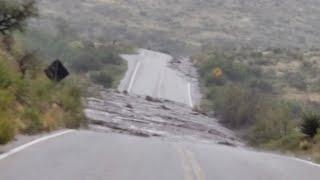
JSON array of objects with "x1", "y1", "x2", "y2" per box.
[{"x1": 0, "y1": 49, "x2": 320, "y2": 180}]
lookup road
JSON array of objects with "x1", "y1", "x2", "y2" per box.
[
  {"x1": 0, "y1": 130, "x2": 319, "y2": 180},
  {"x1": 119, "y1": 49, "x2": 194, "y2": 106},
  {"x1": 0, "y1": 49, "x2": 320, "y2": 180}
]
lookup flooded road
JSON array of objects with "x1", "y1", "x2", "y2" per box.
[
  {"x1": 86, "y1": 49, "x2": 237, "y2": 144},
  {"x1": 1, "y1": 49, "x2": 320, "y2": 180}
]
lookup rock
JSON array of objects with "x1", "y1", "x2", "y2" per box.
[
  {"x1": 126, "y1": 103, "x2": 133, "y2": 109},
  {"x1": 217, "y1": 141, "x2": 236, "y2": 147},
  {"x1": 145, "y1": 96, "x2": 161, "y2": 103},
  {"x1": 160, "y1": 105, "x2": 170, "y2": 110}
]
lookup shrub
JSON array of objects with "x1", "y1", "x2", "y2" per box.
[
  {"x1": 0, "y1": 90, "x2": 15, "y2": 110},
  {"x1": 15, "y1": 79, "x2": 30, "y2": 103},
  {"x1": 300, "y1": 112, "x2": 320, "y2": 138},
  {"x1": 263, "y1": 132, "x2": 304, "y2": 151},
  {"x1": 214, "y1": 85, "x2": 261, "y2": 128},
  {"x1": 285, "y1": 72, "x2": 307, "y2": 91},
  {"x1": 314, "y1": 130, "x2": 320, "y2": 144},
  {"x1": 62, "y1": 111, "x2": 85, "y2": 129},
  {"x1": 0, "y1": 63, "x2": 12, "y2": 88},
  {"x1": 0, "y1": 115, "x2": 15, "y2": 144},
  {"x1": 299, "y1": 140, "x2": 312, "y2": 151},
  {"x1": 90, "y1": 71, "x2": 114, "y2": 88},
  {"x1": 22, "y1": 108, "x2": 43, "y2": 134},
  {"x1": 249, "y1": 79, "x2": 273, "y2": 93},
  {"x1": 250, "y1": 103, "x2": 293, "y2": 144},
  {"x1": 71, "y1": 55, "x2": 102, "y2": 73},
  {"x1": 70, "y1": 45, "x2": 123, "y2": 73},
  {"x1": 58, "y1": 83, "x2": 86, "y2": 128}
]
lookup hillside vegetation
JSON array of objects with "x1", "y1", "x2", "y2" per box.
[
  {"x1": 195, "y1": 48, "x2": 320, "y2": 162},
  {"x1": 0, "y1": 0, "x2": 131, "y2": 144},
  {"x1": 0, "y1": 36, "x2": 85, "y2": 144},
  {"x1": 35, "y1": 0, "x2": 320, "y2": 55},
  {"x1": 18, "y1": 28, "x2": 132, "y2": 89}
]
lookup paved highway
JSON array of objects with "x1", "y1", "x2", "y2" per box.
[
  {"x1": 119, "y1": 49, "x2": 194, "y2": 106},
  {"x1": 0, "y1": 49, "x2": 320, "y2": 180},
  {"x1": 0, "y1": 130, "x2": 319, "y2": 180}
]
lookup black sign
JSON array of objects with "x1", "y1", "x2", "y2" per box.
[{"x1": 44, "y1": 60, "x2": 69, "y2": 82}]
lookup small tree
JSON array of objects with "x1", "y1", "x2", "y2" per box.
[
  {"x1": 90, "y1": 71, "x2": 114, "y2": 88},
  {"x1": 17, "y1": 51, "x2": 41, "y2": 78},
  {"x1": 300, "y1": 112, "x2": 320, "y2": 138},
  {"x1": 0, "y1": 0, "x2": 37, "y2": 35}
]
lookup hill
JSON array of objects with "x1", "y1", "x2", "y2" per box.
[{"x1": 34, "y1": 0, "x2": 320, "y2": 55}]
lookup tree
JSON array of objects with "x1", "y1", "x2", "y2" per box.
[{"x1": 0, "y1": 0, "x2": 37, "y2": 35}]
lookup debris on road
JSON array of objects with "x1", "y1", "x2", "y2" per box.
[
  {"x1": 145, "y1": 96, "x2": 161, "y2": 103},
  {"x1": 85, "y1": 90, "x2": 242, "y2": 146}
]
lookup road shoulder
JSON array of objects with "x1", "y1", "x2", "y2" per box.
[{"x1": 0, "y1": 129, "x2": 74, "y2": 156}]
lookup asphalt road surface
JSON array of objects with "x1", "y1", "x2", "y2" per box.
[
  {"x1": 119, "y1": 49, "x2": 194, "y2": 106},
  {"x1": 0, "y1": 49, "x2": 320, "y2": 180},
  {"x1": 0, "y1": 131, "x2": 319, "y2": 180}
]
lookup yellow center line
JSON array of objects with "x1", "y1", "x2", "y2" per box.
[
  {"x1": 174, "y1": 144, "x2": 206, "y2": 180},
  {"x1": 185, "y1": 149, "x2": 206, "y2": 180},
  {"x1": 175, "y1": 145, "x2": 195, "y2": 180}
]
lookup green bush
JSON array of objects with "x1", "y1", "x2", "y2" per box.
[
  {"x1": 300, "y1": 112, "x2": 320, "y2": 138},
  {"x1": 314, "y1": 130, "x2": 320, "y2": 143},
  {"x1": 0, "y1": 63, "x2": 12, "y2": 88},
  {"x1": 0, "y1": 115, "x2": 15, "y2": 144},
  {"x1": 90, "y1": 71, "x2": 114, "y2": 88},
  {"x1": 0, "y1": 90, "x2": 15, "y2": 110},
  {"x1": 70, "y1": 45, "x2": 123, "y2": 73},
  {"x1": 15, "y1": 79, "x2": 30, "y2": 103},
  {"x1": 196, "y1": 52, "x2": 258, "y2": 86},
  {"x1": 22, "y1": 108, "x2": 43, "y2": 134},
  {"x1": 250, "y1": 103, "x2": 293, "y2": 144},
  {"x1": 263, "y1": 132, "x2": 304, "y2": 151},
  {"x1": 58, "y1": 82, "x2": 85, "y2": 128},
  {"x1": 71, "y1": 54, "x2": 103, "y2": 73},
  {"x1": 213, "y1": 85, "x2": 261, "y2": 128},
  {"x1": 32, "y1": 79, "x2": 54, "y2": 102}
]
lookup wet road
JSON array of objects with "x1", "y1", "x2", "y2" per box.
[
  {"x1": 1, "y1": 49, "x2": 320, "y2": 180},
  {"x1": 0, "y1": 130, "x2": 319, "y2": 180},
  {"x1": 119, "y1": 49, "x2": 194, "y2": 106}
]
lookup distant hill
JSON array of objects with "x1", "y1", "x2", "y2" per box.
[{"x1": 33, "y1": 0, "x2": 320, "y2": 55}]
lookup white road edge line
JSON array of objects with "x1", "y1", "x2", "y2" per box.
[
  {"x1": 157, "y1": 69, "x2": 164, "y2": 98},
  {"x1": 187, "y1": 83, "x2": 193, "y2": 107},
  {"x1": 260, "y1": 150, "x2": 320, "y2": 168},
  {"x1": 0, "y1": 130, "x2": 75, "y2": 161},
  {"x1": 292, "y1": 157, "x2": 320, "y2": 168},
  {"x1": 128, "y1": 61, "x2": 141, "y2": 93}
]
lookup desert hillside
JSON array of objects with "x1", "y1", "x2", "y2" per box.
[{"x1": 33, "y1": 0, "x2": 320, "y2": 55}]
